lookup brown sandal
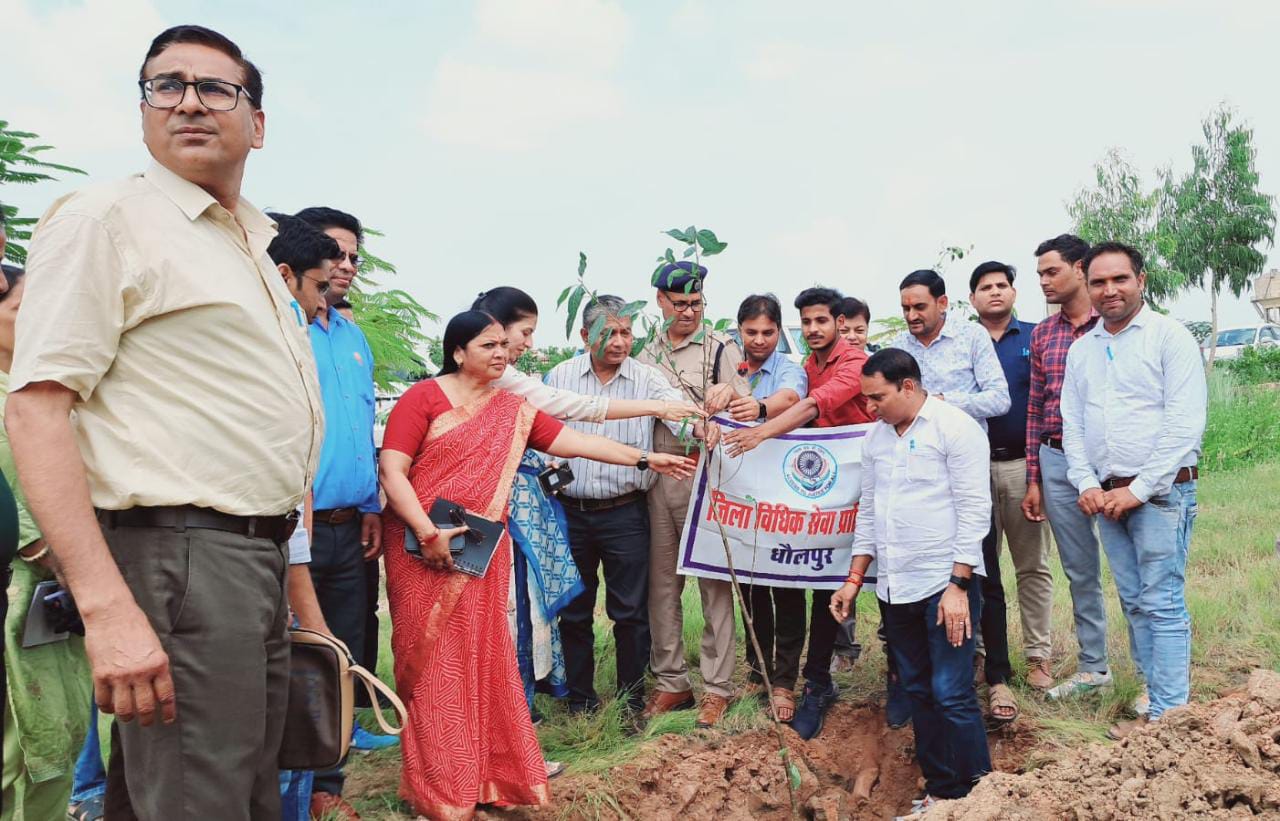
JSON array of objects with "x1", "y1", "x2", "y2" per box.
[
  {"x1": 987, "y1": 683, "x2": 1019, "y2": 728},
  {"x1": 770, "y1": 687, "x2": 796, "y2": 723}
]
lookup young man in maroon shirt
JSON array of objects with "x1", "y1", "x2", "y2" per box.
[{"x1": 724, "y1": 287, "x2": 874, "y2": 739}]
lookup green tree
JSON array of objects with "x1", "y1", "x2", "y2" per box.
[
  {"x1": 1, "y1": 120, "x2": 86, "y2": 264},
  {"x1": 1068, "y1": 148, "x2": 1183, "y2": 304},
  {"x1": 1182, "y1": 319, "x2": 1212, "y2": 344},
  {"x1": 514, "y1": 346, "x2": 578, "y2": 377},
  {"x1": 345, "y1": 237, "x2": 437, "y2": 392},
  {"x1": 1164, "y1": 106, "x2": 1277, "y2": 370}
]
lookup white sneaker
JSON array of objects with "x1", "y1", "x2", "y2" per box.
[
  {"x1": 895, "y1": 795, "x2": 938, "y2": 820},
  {"x1": 1132, "y1": 686, "x2": 1150, "y2": 717},
  {"x1": 1046, "y1": 670, "x2": 1113, "y2": 700}
]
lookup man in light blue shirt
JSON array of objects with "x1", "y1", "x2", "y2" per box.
[
  {"x1": 295, "y1": 206, "x2": 396, "y2": 812},
  {"x1": 724, "y1": 294, "x2": 810, "y2": 723},
  {"x1": 890, "y1": 269, "x2": 1010, "y2": 429},
  {"x1": 1061, "y1": 242, "x2": 1205, "y2": 740}
]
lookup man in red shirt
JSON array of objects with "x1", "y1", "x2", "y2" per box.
[{"x1": 724, "y1": 287, "x2": 874, "y2": 739}]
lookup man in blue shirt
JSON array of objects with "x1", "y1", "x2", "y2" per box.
[
  {"x1": 294, "y1": 206, "x2": 395, "y2": 816},
  {"x1": 725, "y1": 295, "x2": 809, "y2": 724},
  {"x1": 970, "y1": 261, "x2": 1053, "y2": 726}
]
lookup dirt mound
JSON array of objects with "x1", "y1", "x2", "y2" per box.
[
  {"x1": 521, "y1": 702, "x2": 1036, "y2": 820},
  {"x1": 926, "y1": 670, "x2": 1280, "y2": 820}
]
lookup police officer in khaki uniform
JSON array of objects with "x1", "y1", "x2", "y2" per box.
[{"x1": 636, "y1": 262, "x2": 749, "y2": 727}]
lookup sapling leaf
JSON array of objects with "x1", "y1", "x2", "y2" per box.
[
  {"x1": 566, "y1": 287, "x2": 585, "y2": 339},
  {"x1": 557, "y1": 285, "x2": 573, "y2": 308},
  {"x1": 664, "y1": 228, "x2": 691, "y2": 243},
  {"x1": 578, "y1": 251, "x2": 588, "y2": 277},
  {"x1": 683, "y1": 245, "x2": 696, "y2": 258},
  {"x1": 714, "y1": 317, "x2": 731, "y2": 331},
  {"x1": 588, "y1": 313, "x2": 607, "y2": 346},
  {"x1": 620, "y1": 300, "x2": 647, "y2": 318},
  {"x1": 696, "y1": 228, "x2": 728, "y2": 255},
  {"x1": 664, "y1": 248, "x2": 676, "y2": 264}
]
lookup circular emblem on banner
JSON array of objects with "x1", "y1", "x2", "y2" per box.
[{"x1": 782, "y1": 443, "x2": 838, "y2": 499}]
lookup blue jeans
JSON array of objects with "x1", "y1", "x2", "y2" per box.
[
  {"x1": 71, "y1": 701, "x2": 107, "y2": 803},
  {"x1": 1096, "y1": 480, "x2": 1196, "y2": 718},
  {"x1": 1040, "y1": 444, "x2": 1109, "y2": 673},
  {"x1": 882, "y1": 584, "x2": 990, "y2": 799},
  {"x1": 279, "y1": 769, "x2": 314, "y2": 821}
]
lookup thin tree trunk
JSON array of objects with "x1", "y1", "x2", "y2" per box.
[{"x1": 1206, "y1": 285, "x2": 1220, "y2": 373}]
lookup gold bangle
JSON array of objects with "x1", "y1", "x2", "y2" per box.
[{"x1": 18, "y1": 543, "x2": 50, "y2": 563}]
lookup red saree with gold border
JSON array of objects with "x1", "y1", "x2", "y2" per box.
[{"x1": 383, "y1": 388, "x2": 549, "y2": 819}]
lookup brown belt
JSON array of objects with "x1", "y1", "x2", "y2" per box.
[
  {"x1": 1101, "y1": 466, "x2": 1199, "y2": 492},
  {"x1": 558, "y1": 490, "x2": 645, "y2": 513},
  {"x1": 1041, "y1": 434, "x2": 1064, "y2": 451},
  {"x1": 97, "y1": 505, "x2": 298, "y2": 545},
  {"x1": 313, "y1": 507, "x2": 359, "y2": 525}
]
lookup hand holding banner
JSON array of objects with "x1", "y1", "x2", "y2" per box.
[{"x1": 677, "y1": 416, "x2": 876, "y2": 591}]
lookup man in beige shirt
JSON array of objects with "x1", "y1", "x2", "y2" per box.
[
  {"x1": 5, "y1": 26, "x2": 321, "y2": 821},
  {"x1": 636, "y1": 261, "x2": 748, "y2": 727}
]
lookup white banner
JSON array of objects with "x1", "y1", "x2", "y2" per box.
[{"x1": 677, "y1": 417, "x2": 876, "y2": 590}]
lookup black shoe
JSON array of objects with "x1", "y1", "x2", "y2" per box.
[
  {"x1": 790, "y1": 681, "x2": 839, "y2": 740},
  {"x1": 566, "y1": 698, "x2": 601, "y2": 716},
  {"x1": 885, "y1": 671, "x2": 911, "y2": 729}
]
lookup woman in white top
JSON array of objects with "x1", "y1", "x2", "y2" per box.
[{"x1": 481, "y1": 288, "x2": 696, "y2": 425}]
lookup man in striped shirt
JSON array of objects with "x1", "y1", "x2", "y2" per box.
[{"x1": 544, "y1": 295, "x2": 691, "y2": 715}]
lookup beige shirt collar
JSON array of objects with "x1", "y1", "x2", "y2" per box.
[{"x1": 142, "y1": 160, "x2": 277, "y2": 238}]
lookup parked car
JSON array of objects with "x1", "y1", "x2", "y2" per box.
[
  {"x1": 726, "y1": 324, "x2": 807, "y2": 363},
  {"x1": 1203, "y1": 324, "x2": 1280, "y2": 360}
]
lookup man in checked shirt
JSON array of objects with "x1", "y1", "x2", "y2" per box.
[{"x1": 1020, "y1": 234, "x2": 1118, "y2": 704}]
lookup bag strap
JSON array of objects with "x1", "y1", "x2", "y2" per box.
[
  {"x1": 711, "y1": 339, "x2": 725, "y2": 385},
  {"x1": 349, "y1": 663, "x2": 408, "y2": 736}
]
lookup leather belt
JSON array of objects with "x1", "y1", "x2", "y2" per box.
[
  {"x1": 313, "y1": 507, "x2": 359, "y2": 525},
  {"x1": 97, "y1": 505, "x2": 298, "y2": 545},
  {"x1": 990, "y1": 447, "x2": 1024, "y2": 462},
  {"x1": 1041, "y1": 434, "x2": 1064, "y2": 451},
  {"x1": 558, "y1": 490, "x2": 645, "y2": 513},
  {"x1": 1101, "y1": 466, "x2": 1198, "y2": 492}
]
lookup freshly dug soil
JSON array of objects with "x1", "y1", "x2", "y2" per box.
[
  {"x1": 925, "y1": 669, "x2": 1280, "y2": 820},
  {"x1": 519, "y1": 702, "x2": 1037, "y2": 820}
]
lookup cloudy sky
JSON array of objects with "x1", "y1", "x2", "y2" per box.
[{"x1": 5, "y1": 0, "x2": 1280, "y2": 344}]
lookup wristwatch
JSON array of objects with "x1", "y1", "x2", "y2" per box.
[
  {"x1": 756, "y1": 401, "x2": 768, "y2": 421},
  {"x1": 949, "y1": 574, "x2": 971, "y2": 591},
  {"x1": 637, "y1": 450, "x2": 650, "y2": 471}
]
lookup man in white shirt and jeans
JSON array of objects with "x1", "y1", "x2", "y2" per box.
[
  {"x1": 831, "y1": 348, "x2": 991, "y2": 816},
  {"x1": 544, "y1": 295, "x2": 691, "y2": 715},
  {"x1": 1061, "y1": 241, "x2": 1205, "y2": 740}
]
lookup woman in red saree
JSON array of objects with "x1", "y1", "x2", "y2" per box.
[{"x1": 379, "y1": 311, "x2": 695, "y2": 819}]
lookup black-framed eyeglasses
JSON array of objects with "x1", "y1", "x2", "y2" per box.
[
  {"x1": 336, "y1": 251, "x2": 361, "y2": 269},
  {"x1": 139, "y1": 77, "x2": 250, "y2": 112},
  {"x1": 303, "y1": 274, "x2": 331, "y2": 295},
  {"x1": 666, "y1": 296, "x2": 705, "y2": 313}
]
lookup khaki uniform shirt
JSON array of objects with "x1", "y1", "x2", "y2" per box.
[
  {"x1": 637, "y1": 329, "x2": 748, "y2": 454},
  {"x1": 10, "y1": 162, "x2": 323, "y2": 516}
]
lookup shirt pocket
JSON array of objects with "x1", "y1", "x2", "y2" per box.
[{"x1": 906, "y1": 452, "x2": 943, "y2": 483}]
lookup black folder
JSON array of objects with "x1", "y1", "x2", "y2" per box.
[{"x1": 403, "y1": 498, "x2": 505, "y2": 578}]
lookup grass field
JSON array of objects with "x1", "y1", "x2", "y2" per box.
[{"x1": 344, "y1": 457, "x2": 1280, "y2": 817}]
